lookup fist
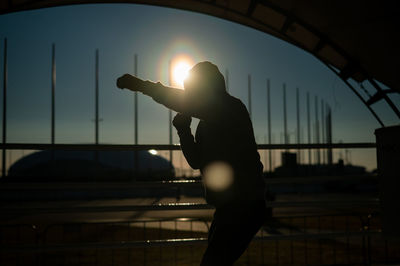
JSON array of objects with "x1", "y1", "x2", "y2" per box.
[
  {"x1": 173, "y1": 113, "x2": 192, "y2": 131},
  {"x1": 116, "y1": 74, "x2": 142, "y2": 91}
]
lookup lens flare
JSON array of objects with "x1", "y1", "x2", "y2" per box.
[
  {"x1": 148, "y1": 149, "x2": 158, "y2": 155},
  {"x1": 203, "y1": 161, "x2": 234, "y2": 192},
  {"x1": 170, "y1": 54, "x2": 195, "y2": 88},
  {"x1": 173, "y1": 61, "x2": 191, "y2": 87},
  {"x1": 157, "y1": 39, "x2": 203, "y2": 86}
]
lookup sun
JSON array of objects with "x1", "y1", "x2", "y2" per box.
[
  {"x1": 170, "y1": 55, "x2": 194, "y2": 88},
  {"x1": 173, "y1": 62, "x2": 191, "y2": 87}
]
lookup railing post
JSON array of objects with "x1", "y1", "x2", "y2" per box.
[
  {"x1": 143, "y1": 221, "x2": 147, "y2": 265},
  {"x1": 304, "y1": 216, "x2": 308, "y2": 264},
  {"x1": 276, "y1": 239, "x2": 280, "y2": 265},
  {"x1": 332, "y1": 216, "x2": 337, "y2": 264},
  {"x1": 367, "y1": 214, "x2": 372, "y2": 265}
]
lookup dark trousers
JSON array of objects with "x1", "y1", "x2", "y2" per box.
[{"x1": 200, "y1": 200, "x2": 267, "y2": 265}]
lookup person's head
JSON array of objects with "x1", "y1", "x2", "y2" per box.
[{"x1": 183, "y1": 61, "x2": 226, "y2": 100}]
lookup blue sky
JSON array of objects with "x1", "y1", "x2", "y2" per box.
[{"x1": 0, "y1": 4, "x2": 399, "y2": 171}]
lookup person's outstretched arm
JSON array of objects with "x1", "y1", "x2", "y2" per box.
[
  {"x1": 117, "y1": 74, "x2": 208, "y2": 120},
  {"x1": 172, "y1": 113, "x2": 202, "y2": 169}
]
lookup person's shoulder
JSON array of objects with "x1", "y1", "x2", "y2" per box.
[{"x1": 226, "y1": 94, "x2": 248, "y2": 114}]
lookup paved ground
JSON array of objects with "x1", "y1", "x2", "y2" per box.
[{"x1": 1, "y1": 193, "x2": 378, "y2": 227}]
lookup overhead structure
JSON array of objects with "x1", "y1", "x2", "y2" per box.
[{"x1": 1, "y1": 0, "x2": 399, "y2": 125}]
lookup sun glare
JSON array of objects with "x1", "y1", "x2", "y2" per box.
[
  {"x1": 170, "y1": 55, "x2": 194, "y2": 88},
  {"x1": 173, "y1": 62, "x2": 191, "y2": 87}
]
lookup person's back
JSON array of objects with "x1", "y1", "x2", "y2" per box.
[{"x1": 194, "y1": 94, "x2": 265, "y2": 207}]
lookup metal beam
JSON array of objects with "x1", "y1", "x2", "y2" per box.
[
  {"x1": 246, "y1": 0, "x2": 258, "y2": 16},
  {"x1": 366, "y1": 89, "x2": 397, "y2": 106},
  {"x1": 0, "y1": 142, "x2": 376, "y2": 151},
  {"x1": 0, "y1": 174, "x2": 377, "y2": 190},
  {"x1": 280, "y1": 16, "x2": 294, "y2": 34},
  {"x1": 368, "y1": 78, "x2": 400, "y2": 119},
  {"x1": 0, "y1": 199, "x2": 379, "y2": 215},
  {"x1": 0, "y1": 231, "x2": 382, "y2": 253},
  {"x1": 325, "y1": 63, "x2": 385, "y2": 127}
]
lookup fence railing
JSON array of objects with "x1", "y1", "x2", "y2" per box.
[
  {"x1": 0, "y1": 142, "x2": 389, "y2": 265},
  {"x1": 0, "y1": 213, "x2": 390, "y2": 265},
  {"x1": 0, "y1": 142, "x2": 376, "y2": 151}
]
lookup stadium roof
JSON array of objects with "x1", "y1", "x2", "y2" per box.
[{"x1": 1, "y1": 0, "x2": 399, "y2": 123}]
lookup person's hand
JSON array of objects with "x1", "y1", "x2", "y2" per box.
[
  {"x1": 173, "y1": 113, "x2": 192, "y2": 132},
  {"x1": 116, "y1": 74, "x2": 143, "y2": 91}
]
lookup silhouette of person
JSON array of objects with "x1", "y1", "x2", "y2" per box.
[{"x1": 117, "y1": 61, "x2": 267, "y2": 265}]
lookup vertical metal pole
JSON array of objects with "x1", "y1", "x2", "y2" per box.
[
  {"x1": 95, "y1": 49, "x2": 99, "y2": 145},
  {"x1": 307, "y1": 92, "x2": 311, "y2": 164},
  {"x1": 225, "y1": 69, "x2": 229, "y2": 93},
  {"x1": 263, "y1": 134, "x2": 267, "y2": 172},
  {"x1": 51, "y1": 43, "x2": 56, "y2": 145},
  {"x1": 315, "y1": 96, "x2": 320, "y2": 164},
  {"x1": 327, "y1": 105, "x2": 333, "y2": 165},
  {"x1": 248, "y1": 74, "x2": 252, "y2": 120},
  {"x1": 296, "y1": 87, "x2": 300, "y2": 164},
  {"x1": 134, "y1": 54, "x2": 139, "y2": 176},
  {"x1": 168, "y1": 60, "x2": 173, "y2": 167},
  {"x1": 169, "y1": 110, "x2": 173, "y2": 167},
  {"x1": 321, "y1": 99, "x2": 325, "y2": 164},
  {"x1": 134, "y1": 54, "x2": 138, "y2": 145},
  {"x1": 2, "y1": 38, "x2": 7, "y2": 177},
  {"x1": 275, "y1": 240, "x2": 280, "y2": 265},
  {"x1": 304, "y1": 217, "x2": 308, "y2": 264},
  {"x1": 272, "y1": 133, "x2": 275, "y2": 169},
  {"x1": 283, "y1": 83, "x2": 288, "y2": 146},
  {"x1": 267, "y1": 79, "x2": 272, "y2": 172}
]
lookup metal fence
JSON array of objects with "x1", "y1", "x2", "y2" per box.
[
  {"x1": 0, "y1": 213, "x2": 394, "y2": 265},
  {"x1": 1, "y1": 142, "x2": 397, "y2": 265}
]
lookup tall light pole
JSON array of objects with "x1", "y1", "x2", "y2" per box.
[
  {"x1": 267, "y1": 79, "x2": 272, "y2": 172},
  {"x1": 134, "y1": 54, "x2": 138, "y2": 145},
  {"x1": 307, "y1": 92, "x2": 311, "y2": 164},
  {"x1": 134, "y1": 54, "x2": 139, "y2": 176},
  {"x1": 296, "y1": 87, "x2": 300, "y2": 163},
  {"x1": 2, "y1": 38, "x2": 7, "y2": 177},
  {"x1": 51, "y1": 43, "x2": 56, "y2": 145},
  {"x1": 283, "y1": 83, "x2": 288, "y2": 147},
  {"x1": 168, "y1": 60, "x2": 173, "y2": 168},
  {"x1": 315, "y1": 95, "x2": 320, "y2": 164},
  {"x1": 94, "y1": 49, "x2": 99, "y2": 163},
  {"x1": 248, "y1": 74, "x2": 252, "y2": 120}
]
